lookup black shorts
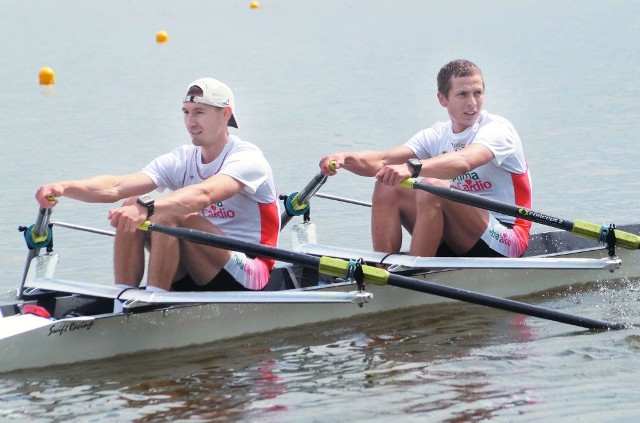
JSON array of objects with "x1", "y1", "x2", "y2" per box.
[
  {"x1": 435, "y1": 220, "x2": 515, "y2": 258},
  {"x1": 171, "y1": 269, "x2": 251, "y2": 292},
  {"x1": 436, "y1": 239, "x2": 504, "y2": 258}
]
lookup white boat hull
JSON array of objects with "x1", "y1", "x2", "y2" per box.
[{"x1": 2, "y1": 225, "x2": 640, "y2": 373}]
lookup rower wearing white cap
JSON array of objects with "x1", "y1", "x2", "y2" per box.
[{"x1": 36, "y1": 78, "x2": 280, "y2": 294}]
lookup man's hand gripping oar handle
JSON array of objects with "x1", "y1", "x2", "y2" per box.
[
  {"x1": 399, "y1": 178, "x2": 640, "y2": 250},
  {"x1": 279, "y1": 161, "x2": 337, "y2": 230}
]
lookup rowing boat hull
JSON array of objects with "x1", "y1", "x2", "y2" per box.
[{"x1": 2, "y1": 225, "x2": 639, "y2": 373}]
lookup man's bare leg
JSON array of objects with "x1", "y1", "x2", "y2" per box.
[
  {"x1": 145, "y1": 214, "x2": 182, "y2": 291},
  {"x1": 410, "y1": 179, "x2": 490, "y2": 256},
  {"x1": 371, "y1": 181, "x2": 417, "y2": 253},
  {"x1": 409, "y1": 189, "x2": 445, "y2": 257},
  {"x1": 177, "y1": 214, "x2": 231, "y2": 285},
  {"x1": 114, "y1": 230, "x2": 146, "y2": 287}
]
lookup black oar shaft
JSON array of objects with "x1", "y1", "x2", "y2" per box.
[
  {"x1": 401, "y1": 179, "x2": 574, "y2": 231},
  {"x1": 143, "y1": 223, "x2": 626, "y2": 331},
  {"x1": 385, "y1": 272, "x2": 625, "y2": 330},
  {"x1": 401, "y1": 179, "x2": 640, "y2": 250},
  {"x1": 148, "y1": 223, "x2": 322, "y2": 269}
]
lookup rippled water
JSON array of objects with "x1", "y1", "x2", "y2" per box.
[
  {"x1": 3, "y1": 279, "x2": 640, "y2": 421},
  {"x1": 1, "y1": 0, "x2": 640, "y2": 421}
]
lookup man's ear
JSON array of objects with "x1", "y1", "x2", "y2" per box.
[
  {"x1": 437, "y1": 92, "x2": 447, "y2": 107},
  {"x1": 225, "y1": 106, "x2": 233, "y2": 121}
]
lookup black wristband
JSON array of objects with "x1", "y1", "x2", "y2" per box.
[
  {"x1": 407, "y1": 158, "x2": 422, "y2": 178},
  {"x1": 136, "y1": 195, "x2": 155, "y2": 219}
]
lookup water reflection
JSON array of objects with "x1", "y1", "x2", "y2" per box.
[{"x1": 2, "y1": 279, "x2": 640, "y2": 421}]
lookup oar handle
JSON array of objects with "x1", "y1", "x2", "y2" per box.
[
  {"x1": 292, "y1": 173, "x2": 328, "y2": 208},
  {"x1": 294, "y1": 161, "x2": 335, "y2": 204},
  {"x1": 279, "y1": 161, "x2": 337, "y2": 230}
]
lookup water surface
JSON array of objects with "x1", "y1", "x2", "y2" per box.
[{"x1": 1, "y1": 0, "x2": 640, "y2": 421}]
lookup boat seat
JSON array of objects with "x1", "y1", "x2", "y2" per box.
[
  {"x1": 261, "y1": 265, "x2": 321, "y2": 291},
  {"x1": 0, "y1": 303, "x2": 21, "y2": 318},
  {"x1": 52, "y1": 295, "x2": 113, "y2": 319}
]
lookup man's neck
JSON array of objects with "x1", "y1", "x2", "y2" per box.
[{"x1": 200, "y1": 134, "x2": 229, "y2": 164}]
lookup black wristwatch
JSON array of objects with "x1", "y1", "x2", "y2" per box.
[
  {"x1": 137, "y1": 195, "x2": 155, "y2": 219},
  {"x1": 407, "y1": 158, "x2": 422, "y2": 178}
]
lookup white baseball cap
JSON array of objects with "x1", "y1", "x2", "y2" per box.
[{"x1": 184, "y1": 78, "x2": 238, "y2": 128}]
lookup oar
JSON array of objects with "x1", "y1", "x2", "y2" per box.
[
  {"x1": 280, "y1": 172, "x2": 328, "y2": 230},
  {"x1": 400, "y1": 179, "x2": 640, "y2": 251},
  {"x1": 138, "y1": 222, "x2": 627, "y2": 330},
  {"x1": 296, "y1": 243, "x2": 621, "y2": 270},
  {"x1": 49, "y1": 221, "x2": 622, "y2": 270},
  {"x1": 18, "y1": 207, "x2": 53, "y2": 299}
]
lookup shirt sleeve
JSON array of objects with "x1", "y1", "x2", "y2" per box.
[
  {"x1": 472, "y1": 120, "x2": 517, "y2": 166},
  {"x1": 141, "y1": 146, "x2": 189, "y2": 191},
  {"x1": 403, "y1": 122, "x2": 447, "y2": 160},
  {"x1": 219, "y1": 146, "x2": 269, "y2": 195}
]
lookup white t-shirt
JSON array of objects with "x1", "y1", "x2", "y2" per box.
[
  {"x1": 404, "y1": 110, "x2": 532, "y2": 227},
  {"x1": 141, "y1": 135, "x2": 280, "y2": 266}
]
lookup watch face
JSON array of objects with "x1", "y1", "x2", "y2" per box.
[{"x1": 138, "y1": 195, "x2": 154, "y2": 205}]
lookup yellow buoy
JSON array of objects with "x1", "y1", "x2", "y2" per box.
[
  {"x1": 156, "y1": 30, "x2": 169, "y2": 44},
  {"x1": 39, "y1": 67, "x2": 55, "y2": 85},
  {"x1": 250, "y1": 1, "x2": 260, "y2": 9}
]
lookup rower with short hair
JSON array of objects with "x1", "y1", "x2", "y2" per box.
[
  {"x1": 35, "y1": 78, "x2": 280, "y2": 292},
  {"x1": 319, "y1": 59, "x2": 532, "y2": 259}
]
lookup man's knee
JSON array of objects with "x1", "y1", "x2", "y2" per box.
[
  {"x1": 180, "y1": 213, "x2": 209, "y2": 228},
  {"x1": 178, "y1": 213, "x2": 224, "y2": 236},
  {"x1": 372, "y1": 180, "x2": 401, "y2": 204},
  {"x1": 413, "y1": 178, "x2": 447, "y2": 208},
  {"x1": 415, "y1": 189, "x2": 442, "y2": 209}
]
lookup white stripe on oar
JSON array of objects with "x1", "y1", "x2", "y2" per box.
[
  {"x1": 296, "y1": 243, "x2": 621, "y2": 271},
  {"x1": 26, "y1": 278, "x2": 372, "y2": 305}
]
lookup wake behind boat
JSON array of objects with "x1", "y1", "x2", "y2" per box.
[{"x1": 2, "y1": 177, "x2": 640, "y2": 373}]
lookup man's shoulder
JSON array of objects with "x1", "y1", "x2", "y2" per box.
[
  {"x1": 481, "y1": 112, "x2": 516, "y2": 130},
  {"x1": 409, "y1": 121, "x2": 450, "y2": 141},
  {"x1": 153, "y1": 144, "x2": 196, "y2": 163},
  {"x1": 429, "y1": 120, "x2": 451, "y2": 134},
  {"x1": 228, "y1": 135, "x2": 263, "y2": 155},
  {"x1": 164, "y1": 144, "x2": 196, "y2": 155}
]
